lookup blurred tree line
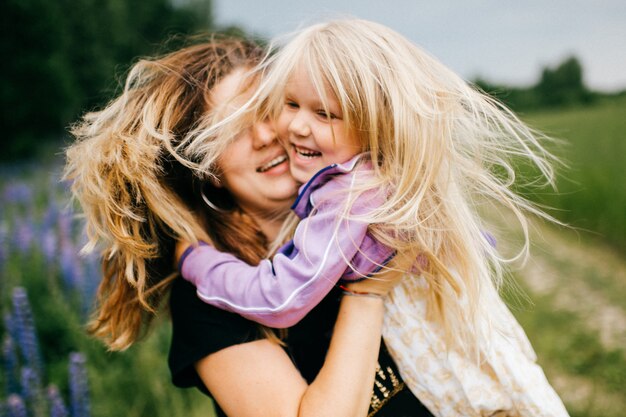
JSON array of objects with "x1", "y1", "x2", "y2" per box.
[
  {"x1": 0, "y1": 0, "x2": 212, "y2": 160},
  {"x1": 474, "y1": 56, "x2": 623, "y2": 112}
]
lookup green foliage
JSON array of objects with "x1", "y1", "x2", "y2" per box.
[
  {"x1": 474, "y1": 55, "x2": 598, "y2": 111},
  {"x1": 0, "y1": 0, "x2": 212, "y2": 161},
  {"x1": 474, "y1": 77, "x2": 542, "y2": 110},
  {"x1": 534, "y1": 56, "x2": 593, "y2": 108}
]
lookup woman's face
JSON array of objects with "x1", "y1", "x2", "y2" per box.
[{"x1": 213, "y1": 69, "x2": 299, "y2": 218}]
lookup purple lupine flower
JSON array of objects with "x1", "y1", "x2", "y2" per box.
[
  {"x1": 68, "y1": 352, "x2": 91, "y2": 417},
  {"x1": 59, "y1": 177, "x2": 73, "y2": 194},
  {"x1": 57, "y1": 211, "x2": 73, "y2": 245},
  {"x1": 59, "y1": 242, "x2": 82, "y2": 292},
  {"x1": 40, "y1": 229, "x2": 58, "y2": 267},
  {"x1": 5, "y1": 394, "x2": 27, "y2": 417},
  {"x1": 85, "y1": 254, "x2": 100, "y2": 281},
  {"x1": 11, "y1": 288, "x2": 44, "y2": 379},
  {"x1": 47, "y1": 385, "x2": 69, "y2": 417},
  {"x1": 2, "y1": 336, "x2": 20, "y2": 396},
  {"x1": 58, "y1": 208, "x2": 85, "y2": 292},
  {"x1": 20, "y1": 366, "x2": 38, "y2": 401},
  {"x1": 21, "y1": 367, "x2": 46, "y2": 417},
  {"x1": 79, "y1": 255, "x2": 100, "y2": 315},
  {"x1": 49, "y1": 178, "x2": 63, "y2": 197},
  {"x1": 2, "y1": 183, "x2": 33, "y2": 205},
  {"x1": 3, "y1": 314, "x2": 18, "y2": 348},
  {"x1": 41, "y1": 201, "x2": 60, "y2": 244},
  {"x1": 14, "y1": 217, "x2": 35, "y2": 254},
  {"x1": 41, "y1": 200, "x2": 59, "y2": 233},
  {"x1": 0, "y1": 223, "x2": 7, "y2": 272}
]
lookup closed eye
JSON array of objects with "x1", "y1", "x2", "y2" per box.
[
  {"x1": 285, "y1": 100, "x2": 299, "y2": 109},
  {"x1": 316, "y1": 110, "x2": 338, "y2": 120}
]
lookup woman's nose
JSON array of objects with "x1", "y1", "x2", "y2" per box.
[{"x1": 252, "y1": 119, "x2": 277, "y2": 148}]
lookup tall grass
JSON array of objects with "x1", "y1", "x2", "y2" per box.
[{"x1": 523, "y1": 96, "x2": 626, "y2": 251}]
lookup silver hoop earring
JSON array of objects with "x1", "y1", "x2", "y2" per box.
[{"x1": 201, "y1": 189, "x2": 228, "y2": 213}]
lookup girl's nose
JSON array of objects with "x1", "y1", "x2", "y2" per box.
[
  {"x1": 252, "y1": 119, "x2": 277, "y2": 148},
  {"x1": 288, "y1": 112, "x2": 311, "y2": 138}
]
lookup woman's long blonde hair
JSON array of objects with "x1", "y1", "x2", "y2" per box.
[
  {"x1": 64, "y1": 38, "x2": 274, "y2": 351},
  {"x1": 188, "y1": 19, "x2": 560, "y2": 355}
]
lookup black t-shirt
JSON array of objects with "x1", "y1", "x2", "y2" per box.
[{"x1": 168, "y1": 278, "x2": 433, "y2": 417}]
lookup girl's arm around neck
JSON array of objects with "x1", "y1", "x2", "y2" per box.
[
  {"x1": 180, "y1": 185, "x2": 391, "y2": 328},
  {"x1": 195, "y1": 295, "x2": 384, "y2": 417}
]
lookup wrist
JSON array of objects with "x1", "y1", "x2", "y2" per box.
[
  {"x1": 339, "y1": 284, "x2": 385, "y2": 299},
  {"x1": 338, "y1": 292, "x2": 385, "y2": 324},
  {"x1": 176, "y1": 241, "x2": 210, "y2": 273}
]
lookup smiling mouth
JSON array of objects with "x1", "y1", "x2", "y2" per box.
[
  {"x1": 257, "y1": 154, "x2": 288, "y2": 172},
  {"x1": 293, "y1": 145, "x2": 321, "y2": 159}
]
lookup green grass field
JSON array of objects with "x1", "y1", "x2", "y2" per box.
[{"x1": 523, "y1": 96, "x2": 626, "y2": 252}]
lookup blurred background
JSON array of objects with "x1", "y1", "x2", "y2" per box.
[{"x1": 1, "y1": 0, "x2": 624, "y2": 416}]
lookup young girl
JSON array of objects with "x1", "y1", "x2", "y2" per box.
[{"x1": 178, "y1": 19, "x2": 569, "y2": 416}]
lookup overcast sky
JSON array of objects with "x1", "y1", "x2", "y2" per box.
[{"x1": 213, "y1": 0, "x2": 626, "y2": 92}]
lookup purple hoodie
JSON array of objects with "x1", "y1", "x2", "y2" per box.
[{"x1": 180, "y1": 154, "x2": 394, "y2": 328}]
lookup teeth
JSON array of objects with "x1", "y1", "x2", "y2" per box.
[
  {"x1": 257, "y1": 155, "x2": 288, "y2": 172},
  {"x1": 294, "y1": 146, "x2": 321, "y2": 158}
]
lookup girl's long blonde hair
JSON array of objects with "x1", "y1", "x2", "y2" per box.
[
  {"x1": 188, "y1": 19, "x2": 560, "y2": 355},
  {"x1": 64, "y1": 38, "x2": 275, "y2": 351}
]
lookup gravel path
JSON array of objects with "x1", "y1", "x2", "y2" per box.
[{"x1": 519, "y1": 219, "x2": 626, "y2": 350}]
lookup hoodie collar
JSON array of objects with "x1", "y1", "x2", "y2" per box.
[{"x1": 291, "y1": 153, "x2": 368, "y2": 219}]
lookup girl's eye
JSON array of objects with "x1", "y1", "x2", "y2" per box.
[
  {"x1": 316, "y1": 110, "x2": 337, "y2": 119},
  {"x1": 285, "y1": 101, "x2": 299, "y2": 109}
]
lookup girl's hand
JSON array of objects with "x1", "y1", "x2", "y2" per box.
[
  {"x1": 175, "y1": 240, "x2": 192, "y2": 265},
  {"x1": 343, "y1": 259, "x2": 405, "y2": 297}
]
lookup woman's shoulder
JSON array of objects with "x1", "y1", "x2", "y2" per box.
[
  {"x1": 169, "y1": 278, "x2": 263, "y2": 346},
  {"x1": 168, "y1": 278, "x2": 265, "y2": 392}
]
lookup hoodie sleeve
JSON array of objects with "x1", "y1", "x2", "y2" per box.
[{"x1": 181, "y1": 182, "x2": 390, "y2": 328}]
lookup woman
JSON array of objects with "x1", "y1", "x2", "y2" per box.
[{"x1": 64, "y1": 37, "x2": 429, "y2": 416}]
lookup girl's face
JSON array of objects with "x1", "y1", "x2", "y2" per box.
[
  {"x1": 277, "y1": 66, "x2": 362, "y2": 184},
  {"x1": 213, "y1": 69, "x2": 298, "y2": 218}
]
